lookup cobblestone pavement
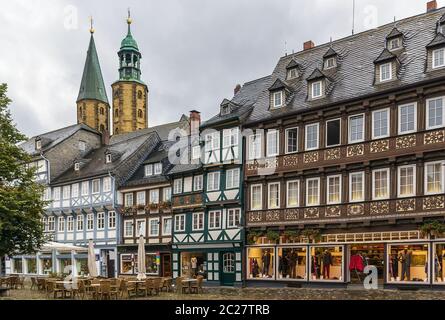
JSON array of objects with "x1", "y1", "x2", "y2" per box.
[{"x1": 2, "y1": 286, "x2": 445, "y2": 300}]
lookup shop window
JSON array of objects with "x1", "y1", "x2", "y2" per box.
[
  {"x1": 310, "y1": 246, "x2": 344, "y2": 281},
  {"x1": 76, "y1": 258, "x2": 88, "y2": 276},
  {"x1": 277, "y1": 247, "x2": 307, "y2": 280},
  {"x1": 41, "y1": 258, "x2": 52, "y2": 274},
  {"x1": 181, "y1": 253, "x2": 207, "y2": 279},
  {"x1": 387, "y1": 244, "x2": 429, "y2": 283},
  {"x1": 434, "y1": 243, "x2": 445, "y2": 284},
  {"x1": 145, "y1": 254, "x2": 159, "y2": 275},
  {"x1": 26, "y1": 258, "x2": 37, "y2": 274},
  {"x1": 247, "y1": 247, "x2": 275, "y2": 279},
  {"x1": 120, "y1": 254, "x2": 134, "y2": 274}
]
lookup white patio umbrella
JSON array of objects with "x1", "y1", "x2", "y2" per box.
[
  {"x1": 136, "y1": 236, "x2": 147, "y2": 280},
  {"x1": 88, "y1": 239, "x2": 98, "y2": 277}
]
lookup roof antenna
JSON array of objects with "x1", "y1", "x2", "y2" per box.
[
  {"x1": 352, "y1": 0, "x2": 356, "y2": 35},
  {"x1": 284, "y1": 40, "x2": 288, "y2": 56}
]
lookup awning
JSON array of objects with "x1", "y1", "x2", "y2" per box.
[{"x1": 41, "y1": 242, "x2": 88, "y2": 252}]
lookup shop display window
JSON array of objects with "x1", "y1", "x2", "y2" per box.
[
  {"x1": 121, "y1": 254, "x2": 134, "y2": 274},
  {"x1": 310, "y1": 246, "x2": 343, "y2": 281},
  {"x1": 76, "y1": 258, "x2": 88, "y2": 276},
  {"x1": 433, "y1": 243, "x2": 445, "y2": 284},
  {"x1": 247, "y1": 247, "x2": 275, "y2": 279},
  {"x1": 277, "y1": 247, "x2": 307, "y2": 280},
  {"x1": 146, "y1": 254, "x2": 159, "y2": 275},
  {"x1": 41, "y1": 258, "x2": 52, "y2": 274},
  {"x1": 181, "y1": 253, "x2": 207, "y2": 279},
  {"x1": 26, "y1": 258, "x2": 37, "y2": 274},
  {"x1": 387, "y1": 244, "x2": 429, "y2": 283},
  {"x1": 13, "y1": 259, "x2": 23, "y2": 273}
]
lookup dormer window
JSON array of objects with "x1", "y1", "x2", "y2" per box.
[
  {"x1": 374, "y1": 48, "x2": 398, "y2": 84},
  {"x1": 433, "y1": 48, "x2": 445, "y2": 69},
  {"x1": 324, "y1": 57, "x2": 336, "y2": 70},
  {"x1": 380, "y1": 62, "x2": 392, "y2": 82},
  {"x1": 74, "y1": 163, "x2": 80, "y2": 172},
  {"x1": 105, "y1": 154, "x2": 112, "y2": 164},
  {"x1": 386, "y1": 28, "x2": 403, "y2": 52},
  {"x1": 426, "y1": 32, "x2": 445, "y2": 71},
  {"x1": 323, "y1": 47, "x2": 338, "y2": 70},
  {"x1": 35, "y1": 139, "x2": 42, "y2": 151},
  {"x1": 311, "y1": 81, "x2": 323, "y2": 99},
  {"x1": 79, "y1": 141, "x2": 86, "y2": 152},
  {"x1": 221, "y1": 105, "x2": 231, "y2": 115},
  {"x1": 307, "y1": 69, "x2": 326, "y2": 100},
  {"x1": 154, "y1": 163, "x2": 162, "y2": 175},
  {"x1": 287, "y1": 68, "x2": 298, "y2": 80},
  {"x1": 388, "y1": 38, "x2": 400, "y2": 51},
  {"x1": 272, "y1": 91, "x2": 283, "y2": 108},
  {"x1": 268, "y1": 79, "x2": 288, "y2": 109},
  {"x1": 145, "y1": 164, "x2": 153, "y2": 177}
]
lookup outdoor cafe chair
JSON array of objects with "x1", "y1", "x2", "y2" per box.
[
  {"x1": 16, "y1": 277, "x2": 25, "y2": 290},
  {"x1": 175, "y1": 277, "x2": 187, "y2": 294},
  {"x1": 72, "y1": 280, "x2": 86, "y2": 300},
  {"x1": 137, "y1": 279, "x2": 153, "y2": 297},
  {"x1": 118, "y1": 279, "x2": 134, "y2": 299},
  {"x1": 46, "y1": 281, "x2": 64, "y2": 299},
  {"x1": 95, "y1": 280, "x2": 115, "y2": 300},
  {"x1": 190, "y1": 275, "x2": 204, "y2": 294},
  {"x1": 30, "y1": 277, "x2": 37, "y2": 290},
  {"x1": 152, "y1": 278, "x2": 162, "y2": 296},
  {"x1": 161, "y1": 278, "x2": 173, "y2": 292}
]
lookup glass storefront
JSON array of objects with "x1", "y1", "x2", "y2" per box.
[
  {"x1": 76, "y1": 258, "x2": 88, "y2": 276},
  {"x1": 13, "y1": 259, "x2": 23, "y2": 274},
  {"x1": 433, "y1": 243, "x2": 445, "y2": 284},
  {"x1": 26, "y1": 258, "x2": 37, "y2": 274},
  {"x1": 310, "y1": 246, "x2": 344, "y2": 281},
  {"x1": 146, "y1": 254, "x2": 159, "y2": 275},
  {"x1": 277, "y1": 247, "x2": 307, "y2": 280},
  {"x1": 120, "y1": 254, "x2": 134, "y2": 274},
  {"x1": 247, "y1": 247, "x2": 275, "y2": 279},
  {"x1": 387, "y1": 243, "x2": 429, "y2": 283},
  {"x1": 181, "y1": 252, "x2": 207, "y2": 279}
]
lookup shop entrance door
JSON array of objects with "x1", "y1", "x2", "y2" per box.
[
  {"x1": 220, "y1": 252, "x2": 236, "y2": 286},
  {"x1": 161, "y1": 254, "x2": 172, "y2": 277},
  {"x1": 348, "y1": 244, "x2": 385, "y2": 285}
]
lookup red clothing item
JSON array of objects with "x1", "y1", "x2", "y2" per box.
[{"x1": 349, "y1": 255, "x2": 365, "y2": 272}]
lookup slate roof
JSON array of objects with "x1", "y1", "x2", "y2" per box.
[
  {"x1": 20, "y1": 123, "x2": 99, "y2": 156},
  {"x1": 374, "y1": 48, "x2": 398, "y2": 64},
  {"x1": 323, "y1": 47, "x2": 338, "y2": 58},
  {"x1": 426, "y1": 32, "x2": 445, "y2": 48},
  {"x1": 286, "y1": 59, "x2": 300, "y2": 69},
  {"x1": 307, "y1": 68, "x2": 326, "y2": 81},
  {"x1": 386, "y1": 27, "x2": 403, "y2": 39},
  {"x1": 226, "y1": 8, "x2": 445, "y2": 126}
]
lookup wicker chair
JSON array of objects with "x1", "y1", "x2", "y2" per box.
[
  {"x1": 95, "y1": 280, "x2": 115, "y2": 300},
  {"x1": 190, "y1": 275, "x2": 204, "y2": 294},
  {"x1": 175, "y1": 277, "x2": 187, "y2": 294},
  {"x1": 120, "y1": 279, "x2": 136, "y2": 299},
  {"x1": 162, "y1": 278, "x2": 173, "y2": 292},
  {"x1": 46, "y1": 281, "x2": 64, "y2": 299},
  {"x1": 16, "y1": 277, "x2": 25, "y2": 289},
  {"x1": 151, "y1": 278, "x2": 162, "y2": 296},
  {"x1": 30, "y1": 277, "x2": 37, "y2": 290}
]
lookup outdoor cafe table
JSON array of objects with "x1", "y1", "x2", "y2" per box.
[{"x1": 181, "y1": 279, "x2": 198, "y2": 293}]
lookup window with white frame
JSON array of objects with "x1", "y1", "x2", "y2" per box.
[
  {"x1": 62, "y1": 186, "x2": 70, "y2": 200},
  {"x1": 103, "y1": 177, "x2": 111, "y2": 192},
  {"x1": 192, "y1": 145, "x2": 201, "y2": 160},
  {"x1": 145, "y1": 164, "x2": 153, "y2": 177},
  {"x1": 327, "y1": 175, "x2": 342, "y2": 204},
  {"x1": 398, "y1": 165, "x2": 416, "y2": 197},
  {"x1": 208, "y1": 211, "x2": 222, "y2": 229},
  {"x1": 287, "y1": 68, "x2": 298, "y2": 80},
  {"x1": 162, "y1": 217, "x2": 172, "y2": 236},
  {"x1": 173, "y1": 179, "x2": 183, "y2": 194},
  {"x1": 433, "y1": 48, "x2": 445, "y2": 69},
  {"x1": 105, "y1": 154, "x2": 112, "y2": 164},
  {"x1": 426, "y1": 97, "x2": 444, "y2": 130},
  {"x1": 398, "y1": 103, "x2": 417, "y2": 134},
  {"x1": 150, "y1": 189, "x2": 159, "y2": 204},
  {"x1": 125, "y1": 193, "x2": 134, "y2": 207},
  {"x1": 425, "y1": 161, "x2": 444, "y2": 195},
  {"x1": 272, "y1": 91, "x2": 283, "y2": 108},
  {"x1": 268, "y1": 182, "x2": 280, "y2": 209},
  {"x1": 227, "y1": 209, "x2": 241, "y2": 228},
  {"x1": 286, "y1": 180, "x2": 299, "y2": 208},
  {"x1": 67, "y1": 216, "x2": 74, "y2": 232},
  {"x1": 81, "y1": 181, "x2": 89, "y2": 196},
  {"x1": 136, "y1": 219, "x2": 146, "y2": 236},
  {"x1": 53, "y1": 187, "x2": 61, "y2": 201},
  {"x1": 48, "y1": 216, "x2": 55, "y2": 231},
  {"x1": 223, "y1": 128, "x2": 239, "y2": 148},
  {"x1": 136, "y1": 192, "x2": 146, "y2": 206},
  {"x1": 306, "y1": 178, "x2": 320, "y2": 206},
  {"x1": 43, "y1": 188, "x2": 51, "y2": 201},
  {"x1": 389, "y1": 38, "x2": 400, "y2": 51},
  {"x1": 226, "y1": 168, "x2": 240, "y2": 189},
  {"x1": 192, "y1": 212, "x2": 204, "y2": 231},
  {"x1": 380, "y1": 62, "x2": 392, "y2": 82},
  {"x1": 248, "y1": 133, "x2": 262, "y2": 160},
  {"x1": 108, "y1": 211, "x2": 116, "y2": 229},
  {"x1": 163, "y1": 187, "x2": 172, "y2": 202},
  {"x1": 174, "y1": 215, "x2": 185, "y2": 232},
  {"x1": 86, "y1": 214, "x2": 94, "y2": 231},
  {"x1": 149, "y1": 218, "x2": 159, "y2": 236},
  {"x1": 154, "y1": 163, "x2": 162, "y2": 175},
  {"x1": 251, "y1": 184, "x2": 263, "y2": 210},
  {"x1": 207, "y1": 172, "x2": 220, "y2": 192},
  {"x1": 311, "y1": 81, "x2": 322, "y2": 99},
  {"x1": 124, "y1": 221, "x2": 133, "y2": 237},
  {"x1": 205, "y1": 132, "x2": 220, "y2": 152},
  {"x1": 372, "y1": 109, "x2": 389, "y2": 139},
  {"x1": 266, "y1": 130, "x2": 279, "y2": 157},
  {"x1": 349, "y1": 114, "x2": 365, "y2": 143},
  {"x1": 325, "y1": 57, "x2": 336, "y2": 69},
  {"x1": 305, "y1": 123, "x2": 319, "y2": 150},
  {"x1": 76, "y1": 215, "x2": 84, "y2": 231},
  {"x1": 349, "y1": 172, "x2": 365, "y2": 202},
  {"x1": 97, "y1": 212, "x2": 105, "y2": 230},
  {"x1": 193, "y1": 175, "x2": 203, "y2": 191},
  {"x1": 326, "y1": 119, "x2": 341, "y2": 147},
  {"x1": 92, "y1": 179, "x2": 100, "y2": 194},
  {"x1": 58, "y1": 217, "x2": 65, "y2": 232},
  {"x1": 285, "y1": 128, "x2": 298, "y2": 154},
  {"x1": 71, "y1": 184, "x2": 79, "y2": 198},
  {"x1": 74, "y1": 163, "x2": 80, "y2": 171},
  {"x1": 372, "y1": 168, "x2": 390, "y2": 200}
]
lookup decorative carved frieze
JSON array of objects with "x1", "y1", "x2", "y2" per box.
[
  {"x1": 248, "y1": 212, "x2": 263, "y2": 223},
  {"x1": 424, "y1": 130, "x2": 445, "y2": 145},
  {"x1": 304, "y1": 207, "x2": 319, "y2": 219},
  {"x1": 246, "y1": 158, "x2": 278, "y2": 171},
  {"x1": 370, "y1": 140, "x2": 389, "y2": 153},
  {"x1": 423, "y1": 196, "x2": 445, "y2": 210},
  {"x1": 396, "y1": 199, "x2": 416, "y2": 212},
  {"x1": 304, "y1": 152, "x2": 319, "y2": 164},
  {"x1": 265, "y1": 210, "x2": 281, "y2": 221},
  {"x1": 325, "y1": 148, "x2": 341, "y2": 161},
  {"x1": 283, "y1": 155, "x2": 298, "y2": 167},
  {"x1": 396, "y1": 135, "x2": 416, "y2": 149},
  {"x1": 370, "y1": 201, "x2": 390, "y2": 215},
  {"x1": 347, "y1": 204, "x2": 364, "y2": 216},
  {"x1": 284, "y1": 209, "x2": 299, "y2": 221},
  {"x1": 325, "y1": 206, "x2": 341, "y2": 217},
  {"x1": 347, "y1": 144, "x2": 364, "y2": 157}
]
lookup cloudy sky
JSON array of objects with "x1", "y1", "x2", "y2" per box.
[{"x1": 0, "y1": 0, "x2": 437, "y2": 137}]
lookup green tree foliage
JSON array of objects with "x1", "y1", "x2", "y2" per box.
[{"x1": 0, "y1": 83, "x2": 46, "y2": 257}]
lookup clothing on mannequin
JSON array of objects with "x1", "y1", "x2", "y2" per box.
[
  {"x1": 399, "y1": 250, "x2": 412, "y2": 281},
  {"x1": 191, "y1": 256, "x2": 198, "y2": 277},
  {"x1": 322, "y1": 250, "x2": 333, "y2": 279},
  {"x1": 262, "y1": 250, "x2": 271, "y2": 277}
]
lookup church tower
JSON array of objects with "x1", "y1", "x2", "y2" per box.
[
  {"x1": 112, "y1": 12, "x2": 148, "y2": 135},
  {"x1": 77, "y1": 23, "x2": 110, "y2": 133}
]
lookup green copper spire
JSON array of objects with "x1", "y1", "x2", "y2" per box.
[
  {"x1": 118, "y1": 10, "x2": 143, "y2": 81},
  {"x1": 77, "y1": 30, "x2": 109, "y2": 104}
]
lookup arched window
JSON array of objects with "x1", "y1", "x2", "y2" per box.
[
  {"x1": 138, "y1": 90, "x2": 143, "y2": 99},
  {"x1": 138, "y1": 109, "x2": 143, "y2": 118}
]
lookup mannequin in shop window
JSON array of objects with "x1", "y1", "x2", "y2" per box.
[
  {"x1": 251, "y1": 258, "x2": 259, "y2": 278},
  {"x1": 289, "y1": 250, "x2": 298, "y2": 279},
  {"x1": 262, "y1": 250, "x2": 271, "y2": 278},
  {"x1": 311, "y1": 250, "x2": 321, "y2": 279},
  {"x1": 399, "y1": 249, "x2": 412, "y2": 281},
  {"x1": 191, "y1": 256, "x2": 198, "y2": 277},
  {"x1": 389, "y1": 251, "x2": 399, "y2": 280},
  {"x1": 322, "y1": 250, "x2": 333, "y2": 280}
]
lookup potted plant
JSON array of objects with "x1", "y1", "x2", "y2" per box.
[
  {"x1": 136, "y1": 204, "x2": 145, "y2": 211},
  {"x1": 283, "y1": 230, "x2": 299, "y2": 243},
  {"x1": 149, "y1": 202, "x2": 159, "y2": 210},
  {"x1": 301, "y1": 229, "x2": 321, "y2": 243},
  {"x1": 266, "y1": 230, "x2": 280, "y2": 244},
  {"x1": 246, "y1": 230, "x2": 264, "y2": 245},
  {"x1": 420, "y1": 221, "x2": 445, "y2": 239}
]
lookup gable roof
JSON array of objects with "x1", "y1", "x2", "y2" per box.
[
  {"x1": 386, "y1": 27, "x2": 403, "y2": 39},
  {"x1": 323, "y1": 47, "x2": 338, "y2": 58},
  {"x1": 426, "y1": 32, "x2": 445, "y2": 48},
  {"x1": 286, "y1": 59, "x2": 300, "y2": 69},
  {"x1": 374, "y1": 48, "x2": 398, "y2": 64},
  {"x1": 268, "y1": 78, "x2": 288, "y2": 91},
  {"x1": 307, "y1": 68, "x2": 326, "y2": 81}
]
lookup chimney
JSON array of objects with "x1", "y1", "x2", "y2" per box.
[
  {"x1": 234, "y1": 84, "x2": 242, "y2": 95},
  {"x1": 427, "y1": 0, "x2": 437, "y2": 12},
  {"x1": 304, "y1": 40, "x2": 315, "y2": 51},
  {"x1": 189, "y1": 110, "x2": 201, "y2": 136},
  {"x1": 101, "y1": 129, "x2": 110, "y2": 146}
]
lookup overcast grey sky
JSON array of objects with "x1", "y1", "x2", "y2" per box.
[{"x1": 0, "y1": 0, "x2": 438, "y2": 137}]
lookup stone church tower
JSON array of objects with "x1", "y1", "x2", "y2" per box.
[
  {"x1": 76, "y1": 27, "x2": 110, "y2": 133},
  {"x1": 112, "y1": 14, "x2": 148, "y2": 135}
]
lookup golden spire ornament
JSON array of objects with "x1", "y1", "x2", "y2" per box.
[
  {"x1": 89, "y1": 16, "x2": 95, "y2": 34},
  {"x1": 127, "y1": 8, "x2": 132, "y2": 25}
]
